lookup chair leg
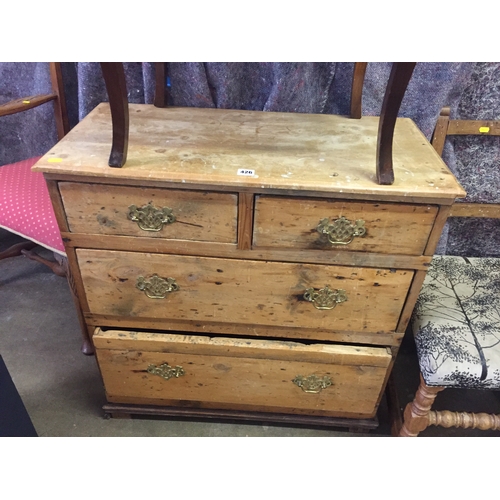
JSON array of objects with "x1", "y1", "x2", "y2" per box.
[
  {"x1": 0, "y1": 242, "x2": 94, "y2": 355},
  {"x1": 399, "y1": 374, "x2": 444, "y2": 437},
  {"x1": 376, "y1": 62, "x2": 416, "y2": 185},
  {"x1": 21, "y1": 248, "x2": 66, "y2": 277},
  {"x1": 61, "y1": 257, "x2": 95, "y2": 356},
  {"x1": 100, "y1": 62, "x2": 129, "y2": 168},
  {"x1": 0, "y1": 241, "x2": 37, "y2": 260},
  {"x1": 428, "y1": 410, "x2": 500, "y2": 431}
]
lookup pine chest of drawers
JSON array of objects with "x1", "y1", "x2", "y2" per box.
[{"x1": 34, "y1": 103, "x2": 465, "y2": 428}]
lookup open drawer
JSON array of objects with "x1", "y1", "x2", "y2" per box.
[{"x1": 93, "y1": 328, "x2": 391, "y2": 419}]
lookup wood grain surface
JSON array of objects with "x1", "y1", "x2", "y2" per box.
[
  {"x1": 94, "y1": 329, "x2": 391, "y2": 417},
  {"x1": 254, "y1": 195, "x2": 438, "y2": 255},
  {"x1": 59, "y1": 182, "x2": 238, "y2": 243},
  {"x1": 77, "y1": 249, "x2": 414, "y2": 336},
  {"x1": 33, "y1": 103, "x2": 465, "y2": 202}
]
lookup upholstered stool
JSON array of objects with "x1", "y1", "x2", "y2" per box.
[{"x1": 400, "y1": 255, "x2": 500, "y2": 436}]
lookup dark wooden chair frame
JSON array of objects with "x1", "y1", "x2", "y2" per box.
[
  {"x1": 0, "y1": 62, "x2": 69, "y2": 270},
  {"x1": 0, "y1": 62, "x2": 93, "y2": 355}
]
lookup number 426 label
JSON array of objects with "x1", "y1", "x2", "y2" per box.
[{"x1": 237, "y1": 169, "x2": 255, "y2": 176}]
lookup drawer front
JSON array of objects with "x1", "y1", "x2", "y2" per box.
[
  {"x1": 94, "y1": 329, "x2": 391, "y2": 418},
  {"x1": 78, "y1": 249, "x2": 413, "y2": 335},
  {"x1": 59, "y1": 182, "x2": 238, "y2": 243},
  {"x1": 253, "y1": 195, "x2": 438, "y2": 255}
]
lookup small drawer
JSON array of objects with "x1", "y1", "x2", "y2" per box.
[
  {"x1": 93, "y1": 328, "x2": 391, "y2": 418},
  {"x1": 253, "y1": 195, "x2": 438, "y2": 255},
  {"x1": 78, "y1": 249, "x2": 413, "y2": 337},
  {"x1": 59, "y1": 182, "x2": 238, "y2": 243}
]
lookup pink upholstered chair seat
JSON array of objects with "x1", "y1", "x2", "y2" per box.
[{"x1": 0, "y1": 157, "x2": 65, "y2": 255}]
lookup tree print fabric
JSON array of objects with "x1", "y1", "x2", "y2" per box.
[{"x1": 413, "y1": 256, "x2": 500, "y2": 389}]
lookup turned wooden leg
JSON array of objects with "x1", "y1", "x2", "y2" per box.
[
  {"x1": 399, "y1": 374, "x2": 444, "y2": 437},
  {"x1": 21, "y1": 248, "x2": 66, "y2": 276},
  {"x1": 100, "y1": 62, "x2": 129, "y2": 168},
  {"x1": 0, "y1": 241, "x2": 37, "y2": 260},
  {"x1": 61, "y1": 257, "x2": 94, "y2": 355},
  {"x1": 429, "y1": 410, "x2": 500, "y2": 431},
  {"x1": 376, "y1": 62, "x2": 416, "y2": 185}
]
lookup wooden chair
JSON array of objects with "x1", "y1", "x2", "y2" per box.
[
  {"x1": 99, "y1": 62, "x2": 416, "y2": 185},
  {"x1": 0, "y1": 62, "x2": 93, "y2": 355},
  {"x1": 0, "y1": 63, "x2": 68, "y2": 272},
  {"x1": 399, "y1": 107, "x2": 500, "y2": 436}
]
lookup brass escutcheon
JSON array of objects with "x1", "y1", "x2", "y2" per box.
[
  {"x1": 136, "y1": 274, "x2": 179, "y2": 299},
  {"x1": 303, "y1": 285, "x2": 347, "y2": 310},
  {"x1": 316, "y1": 216, "x2": 366, "y2": 245},
  {"x1": 128, "y1": 202, "x2": 176, "y2": 231},
  {"x1": 293, "y1": 374, "x2": 333, "y2": 394},
  {"x1": 147, "y1": 363, "x2": 185, "y2": 381}
]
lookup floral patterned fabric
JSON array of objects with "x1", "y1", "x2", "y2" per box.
[{"x1": 412, "y1": 255, "x2": 500, "y2": 388}]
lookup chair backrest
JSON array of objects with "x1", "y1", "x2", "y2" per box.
[
  {"x1": 431, "y1": 106, "x2": 500, "y2": 218},
  {"x1": 0, "y1": 62, "x2": 69, "y2": 142},
  {"x1": 153, "y1": 62, "x2": 370, "y2": 119}
]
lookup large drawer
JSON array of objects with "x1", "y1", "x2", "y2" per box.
[
  {"x1": 59, "y1": 182, "x2": 238, "y2": 243},
  {"x1": 253, "y1": 195, "x2": 438, "y2": 255},
  {"x1": 93, "y1": 328, "x2": 391, "y2": 418},
  {"x1": 78, "y1": 249, "x2": 413, "y2": 336}
]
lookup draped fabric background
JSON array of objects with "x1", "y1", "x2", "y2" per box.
[{"x1": 1, "y1": 62, "x2": 499, "y2": 255}]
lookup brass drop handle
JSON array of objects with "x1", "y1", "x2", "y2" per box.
[
  {"x1": 316, "y1": 216, "x2": 366, "y2": 245},
  {"x1": 293, "y1": 374, "x2": 332, "y2": 394},
  {"x1": 128, "y1": 202, "x2": 176, "y2": 231},
  {"x1": 147, "y1": 363, "x2": 185, "y2": 380},
  {"x1": 304, "y1": 285, "x2": 347, "y2": 310},
  {"x1": 136, "y1": 274, "x2": 179, "y2": 299}
]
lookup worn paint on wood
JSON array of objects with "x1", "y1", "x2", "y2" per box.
[
  {"x1": 93, "y1": 328, "x2": 392, "y2": 364},
  {"x1": 87, "y1": 314, "x2": 403, "y2": 346},
  {"x1": 34, "y1": 103, "x2": 465, "y2": 202}
]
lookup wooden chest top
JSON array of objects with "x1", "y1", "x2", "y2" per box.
[{"x1": 33, "y1": 103, "x2": 465, "y2": 203}]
